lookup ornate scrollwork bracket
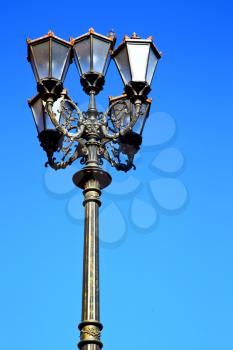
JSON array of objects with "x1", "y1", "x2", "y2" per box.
[{"x1": 43, "y1": 91, "x2": 143, "y2": 172}]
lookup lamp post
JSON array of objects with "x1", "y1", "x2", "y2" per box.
[{"x1": 27, "y1": 28, "x2": 161, "y2": 350}]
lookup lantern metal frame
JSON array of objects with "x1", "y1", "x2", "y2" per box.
[
  {"x1": 108, "y1": 93, "x2": 152, "y2": 134},
  {"x1": 112, "y1": 33, "x2": 161, "y2": 100},
  {"x1": 27, "y1": 31, "x2": 72, "y2": 98},
  {"x1": 71, "y1": 28, "x2": 115, "y2": 94}
]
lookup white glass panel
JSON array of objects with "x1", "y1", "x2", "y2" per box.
[
  {"x1": 127, "y1": 43, "x2": 150, "y2": 82},
  {"x1": 124, "y1": 100, "x2": 132, "y2": 127},
  {"x1": 74, "y1": 54, "x2": 81, "y2": 75},
  {"x1": 52, "y1": 97, "x2": 63, "y2": 119},
  {"x1": 133, "y1": 102, "x2": 150, "y2": 135},
  {"x1": 61, "y1": 56, "x2": 71, "y2": 81},
  {"x1": 32, "y1": 41, "x2": 50, "y2": 79},
  {"x1": 146, "y1": 48, "x2": 158, "y2": 85},
  {"x1": 111, "y1": 100, "x2": 131, "y2": 130},
  {"x1": 132, "y1": 102, "x2": 149, "y2": 134},
  {"x1": 31, "y1": 98, "x2": 44, "y2": 133},
  {"x1": 43, "y1": 100, "x2": 60, "y2": 129},
  {"x1": 132, "y1": 115, "x2": 145, "y2": 134},
  {"x1": 122, "y1": 113, "x2": 131, "y2": 128},
  {"x1": 114, "y1": 46, "x2": 131, "y2": 84},
  {"x1": 45, "y1": 114, "x2": 55, "y2": 129},
  {"x1": 74, "y1": 39, "x2": 90, "y2": 74},
  {"x1": 52, "y1": 41, "x2": 70, "y2": 80},
  {"x1": 29, "y1": 47, "x2": 39, "y2": 81},
  {"x1": 103, "y1": 54, "x2": 111, "y2": 75},
  {"x1": 93, "y1": 38, "x2": 110, "y2": 74}
]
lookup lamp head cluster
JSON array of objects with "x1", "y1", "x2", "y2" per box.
[{"x1": 27, "y1": 28, "x2": 161, "y2": 172}]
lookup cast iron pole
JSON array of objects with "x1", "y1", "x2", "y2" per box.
[{"x1": 73, "y1": 92, "x2": 112, "y2": 350}]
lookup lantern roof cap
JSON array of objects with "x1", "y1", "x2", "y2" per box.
[
  {"x1": 27, "y1": 31, "x2": 72, "y2": 63},
  {"x1": 70, "y1": 28, "x2": 115, "y2": 48},
  {"x1": 112, "y1": 33, "x2": 162, "y2": 60},
  {"x1": 27, "y1": 30, "x2": 72, "y2": 46}
]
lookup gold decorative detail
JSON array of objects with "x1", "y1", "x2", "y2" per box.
[
  {"x1": 131, "y1": 32, "x2": 140, "y2": 39},
  {"x1": 48, "y1": 30, "x2": 54, "y2": 36},
  {"x1": 81, "y1": 327, "x2": 101, "y2": 339},
  {"x1": 108, "y1": 94, "x2": 127, "y2": 103},
  {"x1": 89, "y1": 27, "x2": 95, "y2": 34},
  {"x1": 61, "y1": 88, "x2": 68, "y2": 95}
]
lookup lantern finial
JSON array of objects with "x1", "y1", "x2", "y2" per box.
[
  {"x1": 48, "y1": 30, "x2": 55, "y2": 36},
  {"x1": 131, "y1": 32, "x2": 140, "y2": 39}
]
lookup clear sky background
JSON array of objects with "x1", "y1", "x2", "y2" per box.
[{"x1": 1, "y1": 0, "x2": 233, "y2": 349}]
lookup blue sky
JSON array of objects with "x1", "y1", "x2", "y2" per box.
[{"x1": 1, "y1": 0, "x2": 233, "y2": 349}]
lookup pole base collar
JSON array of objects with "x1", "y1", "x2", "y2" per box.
[{"x1": 73, "y1": 167, "x2": 112, "y2": 189}]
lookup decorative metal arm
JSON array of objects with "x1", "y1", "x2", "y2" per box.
[
  {"x1": 101, "y1": 98, "x2": 141, "y2": 137},
  {"x1": 43, "y1": 92, "x2": 144, "y2": 172},
  {"x1": 119, "y1": 99, "x2": 141, "y2": 135},
  {"x1": 46, "y1": 97, "x2": 85, "y2": 141},
  {"x1": 45, "y1": 142, "x2": 87, "y2": 170}
]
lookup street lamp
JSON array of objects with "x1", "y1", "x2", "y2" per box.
[
  {"x1": 28, "y1": 93, "x2": 62, "y2": 152},
  {"x1": 108, "y1": 94, "x2": 152, "y2": 170},
  {"x1": 27, "y1": 31, "x2": 72, "y2": 96},
  {"x1": 27, "y1": 28, "x2": 161, "y2": 350},
  {"x1": 72, "y1": 28, "x2": 115, "y2": 94},
  {"x1": 112, "y1": 32, "x2": 161, "y2": 99}
]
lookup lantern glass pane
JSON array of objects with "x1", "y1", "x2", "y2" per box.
[
  {"x1": 29, "y1": 47, "x2": 39, "y2": 80},
  {"x1": 52, "y1": 41, "x2": 70, "y2": 81},
  {"x1": 111, "y1": 100, "x2": 131, "y2": 130},
  {"x1": 32, "y1": 41, "x2": 50, "y2": 79},
  {"x1": 103, "y1": 54, "x2": 111, "y2": 75},
  {"x1": 45, "y1": 105, "x2": 55, "y2": 130},
  {"x1": 123, "y1": 100, "x2": 131, "y2": 127},
  {"x1": 44, "y1": 99, "x2": 61, "y2": 129},
  {"x1": 127, "y1": 43, "x2": 150, "y2": 82},
  {"x1": 132, "y1": 103, "x2": 150, "y2": 135},
  {"x1": 31, "y1": 98, "x2": 44, "y2": 133},
  {"x1": 74, "y1": 39, "x2": 90, "y2": 74},
  {"x1": 45, "y1": 114, "x2": 55, "y2": 129},
  {"x1": 132, "y1": 114, "x2": 145, "y2": 134},
  {"x1": 146, "y1": 48, "x2": 158, "y2": 85},
  {"x1": 114, "y1": 46, "x2": 131, "y2": 84},
  {"x1": 122, "y1": 112, "x2": 131, "y2": 128},
  {"x1": 93, "y1": 37, "x2": 110, "y2": 74}
]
